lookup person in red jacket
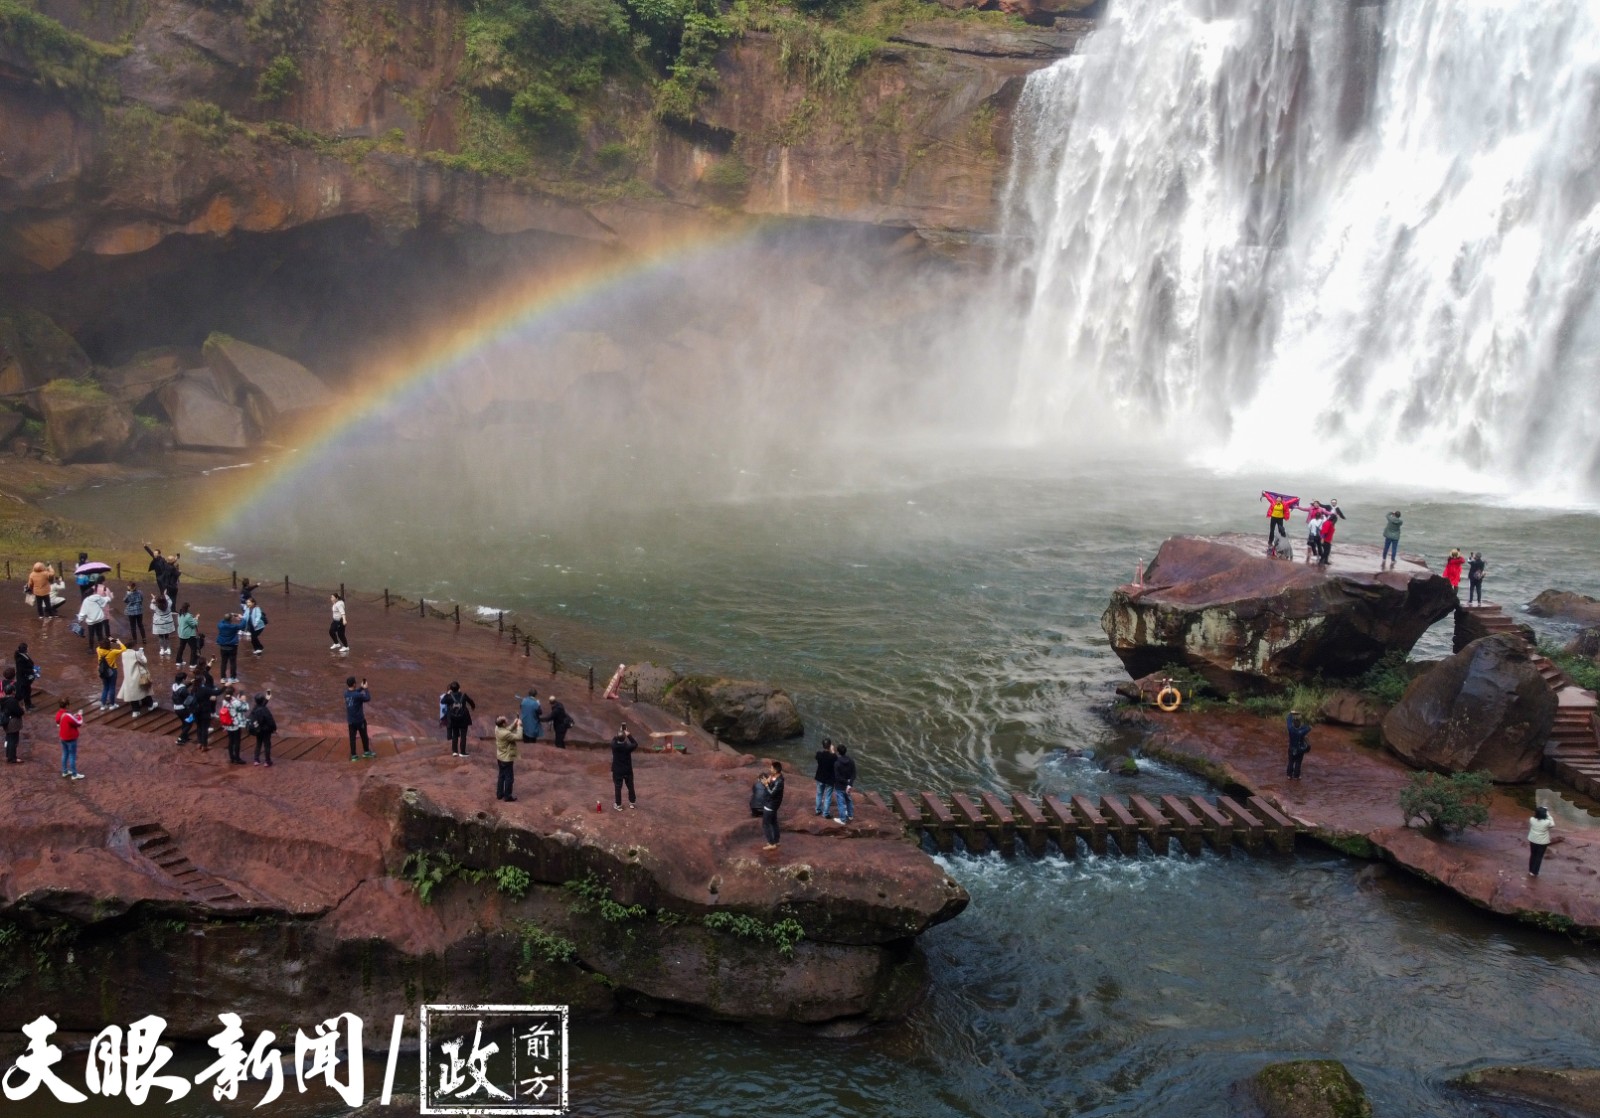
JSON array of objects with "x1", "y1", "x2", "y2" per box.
[
  {"x1": 1318, "y1": 512, "x2": 1337, "y2": 566},
  {"x1": 54, "y1": 699, "x2": 84, "y2": 780},
  {"x1": 1443, "y1": 549, "x2": 1465, "y2": 589}
]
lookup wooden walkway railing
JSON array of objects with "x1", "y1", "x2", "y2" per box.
[{"x1": 858, "y1": 789, "x2": 1299, "y2": 857}]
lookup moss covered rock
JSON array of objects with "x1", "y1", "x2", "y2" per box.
[
  {"x1": 35, "y1": 377, "x2": 133, "y2": 461},
  {"x1": 0, "y1": 308, "x2": 91, "y2": 399},
  {"x1": 1245, "y1": 1059, "x2": 1373, "y2": 1118}
]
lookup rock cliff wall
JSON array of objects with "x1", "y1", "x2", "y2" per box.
[{"x1": 1, "y1": 0, "x2": 1085, "y2": 278}]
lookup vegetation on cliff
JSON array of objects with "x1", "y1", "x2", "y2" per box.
[{"x1": 0, "y1": 0, "x2": 127, "y2": 101}]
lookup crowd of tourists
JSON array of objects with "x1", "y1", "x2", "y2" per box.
[
  {"x1": 10, "y1": 545, "x2": 858, "y2": 853},
  {"x1": 1262, "y1": 493, "x2": 1489, "y2": 600}
]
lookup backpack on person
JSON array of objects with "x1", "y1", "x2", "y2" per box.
[{"x1": 254, "y1": 607, "x2": 268, "y2": 628}]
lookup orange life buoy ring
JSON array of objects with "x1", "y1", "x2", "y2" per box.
[{"x1": 1155, "y1": 686, "x2": 1182, "y2": 712}]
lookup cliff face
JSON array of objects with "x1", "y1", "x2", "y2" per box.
[{"x1": 0, "y1": 0, "x2": 1084, "y2": 277}]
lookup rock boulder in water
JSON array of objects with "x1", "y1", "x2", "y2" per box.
[
  {"x1": 1527, "y1": 589, "x2": 1600, "y2": 627},
  {"x1": 1381, "y1": 634, "x2": 1557, "y2": 783},
  {"x1": 35, "y1": 379, "x2": 134, "y2": 462},
  {"x1": 1452, "y1": 1066, "x2": 1600, "y2": 1118},
  {"x1": 668, "y1": 675, "x2": 804, "y2": 744},
  {"x1": 1100, "y1": 534, "x2": 1456, "y2": 696},
  {"x1": 1242, "y1": 1060, "x2": 1373, "y2": 1118},
  {"x1": 157, "y1": 371, "x2": 248, "y2": 450},
  {"x1": 202, "y1": 334, "x2": 332, "y2": 437}
]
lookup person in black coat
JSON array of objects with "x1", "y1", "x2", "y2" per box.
[
  {"x1": 610, "y1": 723, "x2": 639, "y2": 810},
  {"x1": 251, "y1": 690, "x2": 277, "y2": 766},
  {"x1": 831, "y1": 745, "x2": 857, "y2": 824},
  {"x1": 1286, "y1": 712, "x2": 1311, "y2": 779},
  {"x1": 14, "y1": 644, "x2": 36, "y2": 711},
  {"x1": 188, "y1": 665, "x2": 221, "y2": 753},
  {"x1": 542, "y1": 696, "x2": 574, "y2": 749},
  {"x1": 441, "y1": 682, "x2": 475, "y2": 756},
  {"x1": 1, "y1": 688, "x2": 23, "y2": 763},
  {"x1": 813, "y1": 738, "x2": 836, "y2": 817},
  {"x1": 756, "y1": 770, "x2": 781, "y2": 850}
]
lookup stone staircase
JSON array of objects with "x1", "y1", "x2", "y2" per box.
[{"x1": 126, "y1": 822, "x2": 258, "y2": 910}]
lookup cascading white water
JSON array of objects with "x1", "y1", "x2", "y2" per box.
[{"x1": 1004, "y1": 0, "x2": 1600, "y2": 499}]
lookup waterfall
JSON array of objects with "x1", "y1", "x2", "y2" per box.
[{"x1": 1003, "y1": 0, "x2": 1600, "y2": 499}]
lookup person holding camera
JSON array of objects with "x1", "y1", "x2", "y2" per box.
[
  {"x1": 610, "y1": 722, "x2": 639, "y2": 810},
  {"x1": 216, "y1": 611, "x2": 243, "y2": 684},
  {"x1": 1382, "y1": 510, "x2": 1403, "y2": 567},
  {"x1": 495, "y1": 715, "x2": 521, "y2": 802},
  {"x1": 346, "y1": 676, "x2": 373, "y2": 759},
  {"x1": 755, "y1": 767, "x2": 782, "y2": 850}
]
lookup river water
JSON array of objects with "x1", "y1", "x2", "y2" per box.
[{"x1": 40, "y1": 455, "x2": 1600, "y2": 1117}]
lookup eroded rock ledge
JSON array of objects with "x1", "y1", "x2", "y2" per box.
[{"x1": 0, "y1": 735, "x2": 967, "y2": 1034}]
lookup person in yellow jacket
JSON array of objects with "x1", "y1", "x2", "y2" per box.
[
  {"x1": 495, "y1": 715, "x2": 521, "y2": 802},
  {"x1": 95, "y1": 638, "x2": 126, "y2": 710}
]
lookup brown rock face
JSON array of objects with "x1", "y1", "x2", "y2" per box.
[
  {"x1": 1382, "y1": 634, "x2": 1558, "y2": 783},
  {"x1": 156, "y1": 370, "x2": 248, "y2": 449},
  {"x1": 1101, "y1": 534, "x2": 1457, "y2": 696},
  {"x1": 1318, "y1": 688, "x2": 1383, "y2": 728},
  {"x1": 0, "y1": 307, "x2": 92, "y2": 396},
  {"x1": 35, "y1": 378, "x2": 134, "y2": 461},
  {"x1": 1528, "y1": 589, "x2": 1600, "y2": 626},
  {"x1": 202, "y1": 333, "x2": 332, "y2": 437},
  {"x1": 98, "y1": 346, "x2": 193, "y2": 405}
]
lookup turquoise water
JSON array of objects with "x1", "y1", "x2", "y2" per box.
[{"x1": 41, "y1": 454, "x2": 1600, "y2": 1116}]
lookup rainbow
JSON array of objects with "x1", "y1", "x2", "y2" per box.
[{"x1": 188, "y1": 219, "x2": 773, "y2": 536}]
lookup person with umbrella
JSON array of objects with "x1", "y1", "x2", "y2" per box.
[{"x1": 74, "y1": 555, "x2": 110, "y2": 601}]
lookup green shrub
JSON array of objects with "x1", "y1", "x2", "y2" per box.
[
  {"x1": 1541, "y1": 644, "x2": 1600, "y2": 694},
  {"x1": 702, "y1": 911, "x2": 804, "y2": 958},
  {"x1": 517, "y1": 922, "x2": 577, "y2": 964},
  {"x1": 701, "y1": 153, "x2": 749, "y2": 203},
  {"x1": 256, "y1": 53, "x2": 300, "y2": 101},
  {"x1": 0, "y1": 2, "x2": 127, "y2": 102},
  {"x1": 1358, "y1": 651, "x2": 1411, "y2": 705},
  {"x1": 401, "y1": 852, "x2": 460, "y2": 904},
  {"x1": 1399, "y1": 770, "x2": 1492, "y2": 834},
  {"x1": 495, "y1": 865, "x2": 532, "y2": 900}
]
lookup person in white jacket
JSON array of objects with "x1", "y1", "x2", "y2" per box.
[
  {"x1": 329, "y1": 594, "x2": 349, "y2": 653},
  {"x1": 1527, "y1": 807, "x2": 1556, "y2": 877},
  {"x1": 118, "y1": 645, "x2": 153, "y2": 717}
]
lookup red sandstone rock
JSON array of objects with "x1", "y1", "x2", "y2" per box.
[
  {"x1": 0, "y1": 576, "x2": 966, "y2": 1033},
  {"x1": 1382, "y1": 635, "x2": 1556, "y2": 783},
  {"x1": 1140, "y1": 711, "x2": 1600, "y2": 938},
  {"x1": 1102, "y1": 534, "x2": 1457, "y2": 696},
  {"x1": 1319, "y1": 688, "x2": 1384, "y2": 728}
]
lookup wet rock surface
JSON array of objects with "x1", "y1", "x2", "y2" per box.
[
  {"x1": 1452, "y1": 1066, "x2": 1600, "y2": 1118},
  {"x1": 1382, "y1": 634, "x2": 1557, "y2": 783},
  {"x1": 1102, "y1": 534, "x2": 1457, "y2": 696},
  {"x1": 0, "y1": 579, "x2": 965, "y2": 1034}
]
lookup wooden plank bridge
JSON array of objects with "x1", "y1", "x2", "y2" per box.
[{"x1": 859, "y1": 789, "x2": 1299, "y2": 857}]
